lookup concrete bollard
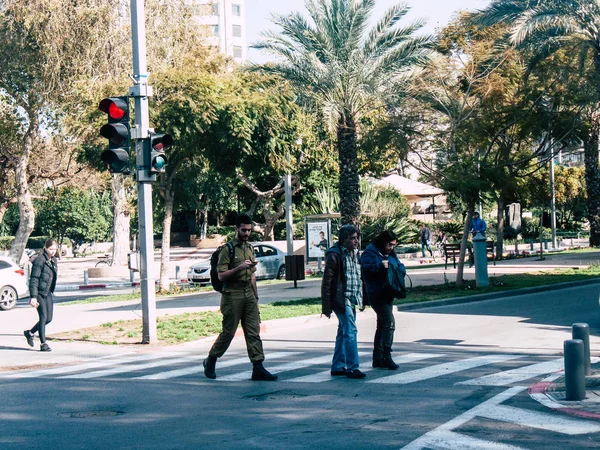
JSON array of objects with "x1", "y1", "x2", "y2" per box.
[
  {"x1": 175, "y1": 265, "x2": 180, "y2": 281},
  {"x1": 472, "y1": 232, "x2": 488, "y2": 288},
  {"x1": 83, "y1": 269, "x2": 88, "y2": 285},
  {"x1": 564, "y1": 339, "x2": 586, "y2": 401},
  {"x1": 572, "y1": 323, "x2": 591, "y2": 376}
]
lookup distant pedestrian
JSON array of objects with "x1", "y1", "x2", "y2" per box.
[
  {"x1": 24, "y1": 239, "x2": 59, "y2": 352},
  {"x1": 469, "y1": 212, "x2": 487, "y2": 237},
  {"x1": 361, "y1": 230, "x2": 404, "y2": 370},
  {"x1": 419, "y1": 223, "x2": 433, "y2": 258},
  {"x1": 203, "y1": 214, "x2": 277, "y2": 381},
  {"x1": 321, "y1": 224, "x2": 366, "y2": 379}
]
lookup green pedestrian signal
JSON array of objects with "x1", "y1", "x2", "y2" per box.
[{"x1": 149, "y1": 132, "x2": 172, "y2": 174}]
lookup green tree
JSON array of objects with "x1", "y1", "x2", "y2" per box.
[
  {"x1": 254, "y1": 0, "x2": 433, "y2": 225},
  {"x1": 36, "y1": 187, "x2": 112, "y2": 252},
  {"x1": 476, "y1": 0, "x2": 600, "y2": 246}
]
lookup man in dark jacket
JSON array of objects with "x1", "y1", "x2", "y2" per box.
[{"x1": 321, "y1": 224, "x2": 366, "y2": 379}]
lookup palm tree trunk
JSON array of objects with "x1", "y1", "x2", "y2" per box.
[
  {"x1": 584, "y1": 109, "x2": 600, "y2": 247},
  {"x1": 337, "y1": 113, "x2": 360, "y2": 225}
]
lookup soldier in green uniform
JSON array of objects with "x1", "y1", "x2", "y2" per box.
[{"x1": 203, "y1": 214, "x2": 277, "y2": 381}]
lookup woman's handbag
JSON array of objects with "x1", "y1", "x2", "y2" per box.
[{"x1": 384, "y1": 260, "x2": 407, "y2": 299}]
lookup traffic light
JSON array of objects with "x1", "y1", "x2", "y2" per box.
[
  {"x1": 98, "y1": 96, "x2": 131, "y2": 174},
  {"x1": 148, "y1": 132, "x2": 173, "y2": 173}
]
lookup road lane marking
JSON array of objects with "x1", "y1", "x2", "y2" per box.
[
  {"x1": 480, "y1": 404, "x2": 600, "y2": 435},
  {"x1": 136, "y1": 352, "x2": 299, "y2": 380},
  {"x1": 401, "y1": 386, "x2": 527, "y2": 449},
  {"x1": 369, "y1": 354, "x2": 522, "y2": 385},
  {"x1": 404, "y1": 429, "x2": 526, "y2": 449}
]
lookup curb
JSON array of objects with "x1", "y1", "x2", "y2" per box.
[
  {"x1": 397, "y1": 278, "x2": 600, "y2": 311},
  {"x1": 528, "y1": 376, "x2": 600, "y2": 420}
]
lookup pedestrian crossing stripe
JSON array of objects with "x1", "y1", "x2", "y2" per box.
[
  {"x1": 459, "y1": 356, "x2": 600, "y2": 386},
  {"x1": 1, "y1": 351, "x2": 569, "y2": 387},
  {"x1": 368, "y1": 354, "x2": 522, "y2": 385},
  {"x1": 288, "y1": 353, "x2": 441, "y2": 383},
  {"x1": 136, "y1": 352, "x2": 299, "y2": 380}
]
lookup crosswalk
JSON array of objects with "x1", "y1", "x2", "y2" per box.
[
  {"x1": 0, "y1": 349, "x2": 575, "y2": 387},
  {"x1": 5, "y1": 349, "x2": 599, "y2": 447}
]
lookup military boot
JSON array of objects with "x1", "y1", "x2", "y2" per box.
[
  {"x1": 252, "y1": 361, "x2": 278, "y2": 381},
  {"x1": 203, "y1": 356, "x2": 217, "y2": 379}
]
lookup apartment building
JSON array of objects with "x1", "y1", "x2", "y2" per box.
[{"x1": 192, "y1": 0, "x2": 247, "y2": 62}]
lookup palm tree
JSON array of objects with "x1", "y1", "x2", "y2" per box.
[
  {"x1": 475, "y1": 0, "x2": 600, "y2": 245},
  {"x1": 254, "y1": 0, "x2": 432, "y2": 225}
]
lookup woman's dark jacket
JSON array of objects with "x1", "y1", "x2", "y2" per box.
[
  {"x1": 360, "y1": 243, "x2": 404, "y2": 304},
  {"x1": 29, "y1": 251, "x2": 58, "y2": 299}
]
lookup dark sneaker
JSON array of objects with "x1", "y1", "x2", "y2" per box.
[
  {"x1": 40, "y1": 343, "x2": 52, "y2": 352},
  {"x1": 346, "y1": 369, "x2": 366, "y2": 379},
  {"x1": 203, "y1": 357, "x2": 216, "y2": 379},
  {"x1": 24, "y1": 330, "x2": 34, "y2": 348},
  {"x1": 252, "y1": 363, "x2": 278, "y2": 381},
  {"x1": 330, "y1": 368, "x2": 347, "y2": 376},
  {"x1": 372, "y1": 359, "x2": 384, "y2": 368}
]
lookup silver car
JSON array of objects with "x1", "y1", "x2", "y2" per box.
[
  {"x1": 187, "y1": 243, "x2": 286, "y2": 285},
  {"x1": 0, "y1": 256, "x2": 30, "y2": 311}
]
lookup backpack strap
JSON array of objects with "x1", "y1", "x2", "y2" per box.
[{"x1": 226, "y1": 242, "x2": 234, "y2": 269}]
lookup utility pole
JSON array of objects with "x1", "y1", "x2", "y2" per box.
[{"x1": 130, "y1": 0, "x2": 156, "y2": 343}]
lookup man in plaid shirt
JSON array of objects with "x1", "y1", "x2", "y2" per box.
[{"x1": 321, "y1": 224, "x2": 366, "y2": 379}]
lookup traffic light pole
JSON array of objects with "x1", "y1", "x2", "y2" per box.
[{"x1": 130, "y1": 0, "x2": 156, "y2": 343}]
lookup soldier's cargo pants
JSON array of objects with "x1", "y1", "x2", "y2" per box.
[{"x1": 208, "y1": 281, "x2": 265, "y2": 363}]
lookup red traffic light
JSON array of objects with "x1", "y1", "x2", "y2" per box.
[{"x1": 99, "y1": 97, "x2": 128, "y2": 121}]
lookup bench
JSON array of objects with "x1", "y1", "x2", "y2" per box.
[
  {"x1": 444, "y1": 241, "x2": 496, "y2": 269},
  {"x1": 443, "y1": 243, "x2": 462, "y2": 269}
]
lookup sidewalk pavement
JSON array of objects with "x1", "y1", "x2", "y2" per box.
[{"x1": 3, "y1": 248, "x2": 600, "y2": 420}]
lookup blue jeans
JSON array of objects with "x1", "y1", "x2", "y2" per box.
[
  {"x1": 421, "y1": 241, "x2": 432, "y2": 257},
  {"x1": 332, "y1": 304, "x2": 359, "y2": 371}
]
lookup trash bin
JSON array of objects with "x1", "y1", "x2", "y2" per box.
[{"x1": 285, "y1": 255, "x2": 305, "y2": 281}]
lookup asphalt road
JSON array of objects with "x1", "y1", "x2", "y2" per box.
[{"x1": 2, "y1": 284, "x2": 600, "y2": 449}]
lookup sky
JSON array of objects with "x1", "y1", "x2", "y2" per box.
[{"x1": 245, "y1": 0, "x2": 491, "y2": 63}]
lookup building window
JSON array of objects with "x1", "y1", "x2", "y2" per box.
[
  {"x1": 232, "y1": 4, "x2": 241, "y2": 16},
  {"x1": 195, "y1": 3, "x2": 218, "y2": 16},
  {"x1": 232, "y1": 25, "x2": 242, "y2": 38},
  {"x1": 233, "y1": 46, "x2": 243, "y2": 59},
  {"x1": 211, "y1": 25, "x2": 219, "y2": 36}
]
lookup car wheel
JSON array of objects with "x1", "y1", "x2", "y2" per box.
[
  {"x1": 277, "y1": 265, "x2": 286, "y2": 280},
  {"x1": 0, "y1": 285, "x2": 18, "y2": 311}
]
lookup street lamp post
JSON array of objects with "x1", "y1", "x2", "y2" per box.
[{"x1": 284, "y1": 138, "x2": 302, "y2": 257}]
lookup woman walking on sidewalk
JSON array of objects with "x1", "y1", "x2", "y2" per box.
[
  {"x1": 361, "y1": 230, "x2": 403, "y2": 370},
  {"x1": 24, "y1": 239, "x2": 58, "y2": 352}
]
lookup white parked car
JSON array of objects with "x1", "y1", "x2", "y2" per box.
[
  {"x1": 0, "y1": 256, "x2": 30, "y2": 311},
  {"x1": 187, "y1": 243, "x2": 287, "y2": 285}
]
